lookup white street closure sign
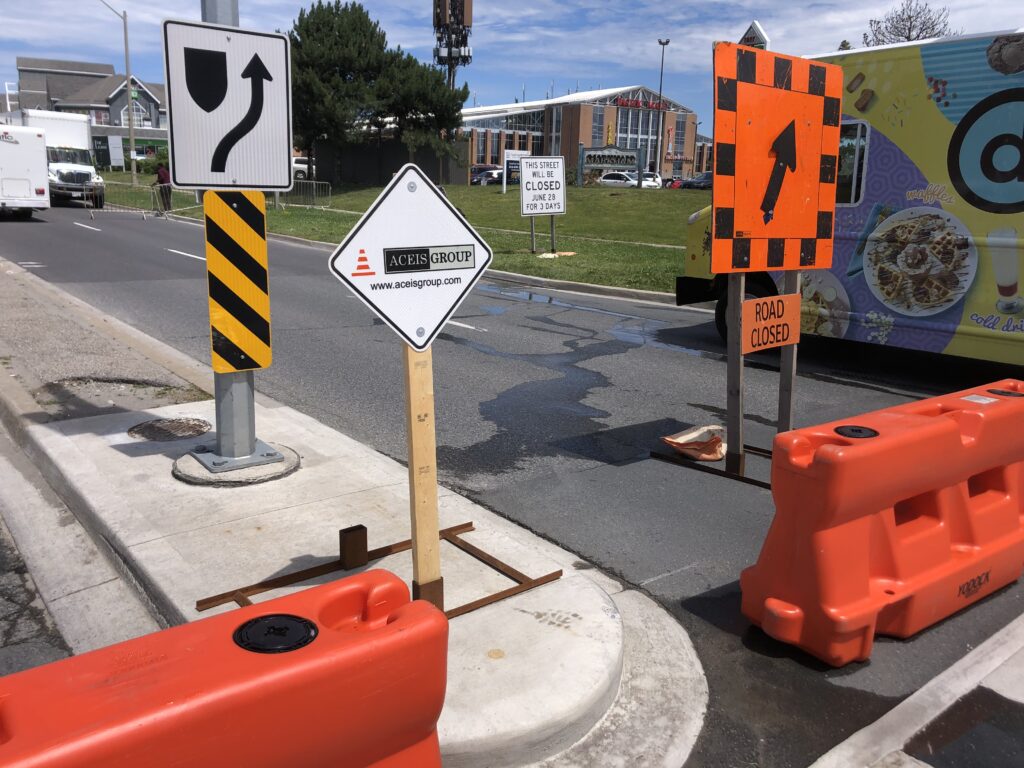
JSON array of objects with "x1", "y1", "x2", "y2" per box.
[
  {"x1": 520, "y1": 156, "x2": 566, "y2": 216},
  {"x1": 328, "y1": 165, "x2": 492, "y2": 351}
]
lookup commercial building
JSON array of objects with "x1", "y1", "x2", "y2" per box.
[
  {"x1": 461, "y1": 85, "x2": 698, "y2": 180},
  {"x1": 13, "y1": 57, "x2": 168, "y2": 165},
  {"x1": 693, "y1": 133, "x2": 713, "y2": 174}
]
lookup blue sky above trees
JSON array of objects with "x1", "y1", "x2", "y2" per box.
[{"x1": 1, "y1": 0, "x2": 1016, "y2": 130}]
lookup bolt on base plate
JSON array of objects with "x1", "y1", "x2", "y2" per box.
[{"x1": 189, "y1": 438, "x2": 285, "y2": 473}]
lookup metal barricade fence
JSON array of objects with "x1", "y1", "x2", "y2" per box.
[
  {"x1": 275, "y1": 180, "x2": 331, "y2": 209},
  {"x1": 93, "y1": 182, "x2": 203, "y2": 219}
]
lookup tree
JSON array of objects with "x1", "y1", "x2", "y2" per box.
[
  {"x1": 289, "y1": 1, "x2": 388, "y2": 151},
  {"x1": 289, "y1": 1, "x2": 467, "y2": 162},
  {"x1": 838, "y1": 40, "x2": 853, "y2": 50},
  {"x1": 861, "y1": 0, "x2": 958, "y2": 46},
  {"x1": 375, "y1": 50, "x2": 468, "y2": 159}
]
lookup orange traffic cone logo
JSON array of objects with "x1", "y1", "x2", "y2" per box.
[{"x1": 351, "y1": 249, "x2": 375, "y2": 277}]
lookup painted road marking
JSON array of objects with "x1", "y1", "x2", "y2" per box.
[
  {"x1": 167, "y1": 248, "x2": 205, "y2": 261},
  {"x1": 448, "y1": 320, "x2": 487, "y2": 332},
  {"x1": 72, "y1": 221, "x2": 101, "y2": 232},
  {"x1": 17, "y1": 262, "x2": 45, "y2": 269}
]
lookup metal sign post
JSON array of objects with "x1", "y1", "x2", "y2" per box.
[
  {"x1": 726, "y1": 273, "x2": 745, "y2": 475},
  {"x1": 165, "y1": 1, "x2": 292, "y2": 474},
  {"x1": 777, "y1": 271, "x2": 801, "y2": 431},
  {"x1": 520, "y1": 156, "x2": 566, "y2": 254}
]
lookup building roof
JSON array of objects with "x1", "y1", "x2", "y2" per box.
[
  {"x1": 462, "y1": 85, "x2": 692, "y2": 122},
  {"x1": 16, "y1": 57, "x2": 114, "y2": 76},
  {"x1": 57, "y1": 75, "x2": 164, "y2": 108}
]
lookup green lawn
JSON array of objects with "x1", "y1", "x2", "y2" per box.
[{"x1": 101, "y1": 171, "x2": 711, "y2": 293}]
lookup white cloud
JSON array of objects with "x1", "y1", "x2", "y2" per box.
[{"x1": 1, "y1": 0, "x2": 1018, "y2": 120}]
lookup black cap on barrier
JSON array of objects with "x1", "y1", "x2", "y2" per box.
[
  {"x1": 834, "y1": 425, "x2": 879, "y2": 439},
  {"x1": 233, "y1": 614, "x2": 319, "y2": 653},
  {"x1": 988, "y1": 389, "x2": 1024, "y2": 398}
]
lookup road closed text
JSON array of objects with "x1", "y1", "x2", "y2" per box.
[
  {"x1": 741, "y1": 293, "x2": 801, "y2": 354},
  {"x1": 520, "y1": 157, "x2": 566, "y2": 216}
]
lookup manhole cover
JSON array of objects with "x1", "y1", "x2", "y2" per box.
[{"x1": 128, "y1": 417, "x2": 211, "y2": 442}]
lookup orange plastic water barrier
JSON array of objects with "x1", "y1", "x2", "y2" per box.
[
  {"x1": 741, "y1": 379, "x2": 1024, "y2": 667},
  {"x1": 0, "y1": 570, "x2": 448, "y2": 767}
]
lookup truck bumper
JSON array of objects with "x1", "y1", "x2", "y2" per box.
[{"x1": 50, "y1": 183, "x2": 101, "y2": 199}]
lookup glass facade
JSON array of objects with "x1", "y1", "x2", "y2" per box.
[
  {"x1": 475, "y1": 131, "x2": 486, "y2": 163},
  {"x1": 616, "y1": 107, "x2": 660, "y2": 166},
  {"x1": 591, "y1": 106, "x2": 604, "y2": 146},
  {"x1": 548, "y1": 106, "x2": 562, "y2": 156}
]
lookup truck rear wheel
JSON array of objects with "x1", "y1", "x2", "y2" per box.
[{"x1": 714, "y1": 277, "x2": 777, "y2": 343}]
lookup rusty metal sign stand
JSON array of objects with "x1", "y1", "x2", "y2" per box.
[
  {"x1": 195, "y1": 522, "x2": 562, "y2": 620},
  {"x1": 649, "y1": 442, "x2": 773, "y2": 490}
]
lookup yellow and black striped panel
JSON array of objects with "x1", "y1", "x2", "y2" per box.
[{"x1": 203, "y1": 190, "x2": 271, "y2": 373}]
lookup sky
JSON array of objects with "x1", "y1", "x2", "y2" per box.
[{"x1": 1, "y1": 0, "x2": 1019, "y2": 132}]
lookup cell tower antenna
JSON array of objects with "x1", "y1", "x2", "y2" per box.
[{"x1": 433, "y1": 0, "x2": 473, "y2": 90}]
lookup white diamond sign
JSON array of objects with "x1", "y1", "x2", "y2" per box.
[{"x1": 328, "y1": 165, "x2": 492, "y2": 350}]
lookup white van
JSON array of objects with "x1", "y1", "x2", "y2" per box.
[{"x1": 0, "y1": 125, "x2": 50, "y2": 219}]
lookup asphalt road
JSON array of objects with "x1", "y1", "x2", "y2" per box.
[{"x1": 3, "y1": 204, "x2": 1023, "y2": 767}]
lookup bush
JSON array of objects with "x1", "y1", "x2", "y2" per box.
[{"x1": 136, "y1": 148, "x2": 169, "y2": 176}]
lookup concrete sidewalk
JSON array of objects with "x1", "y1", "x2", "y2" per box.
[{"x1": 0, "y1": 257, "x2": 708, "y2": 766}]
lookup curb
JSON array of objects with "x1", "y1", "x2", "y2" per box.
[
  {"x1": 164, "y1": 214, "x2": 680, "y2": 306},
  {"x1": 811, "y1": 609, "x2": 1024, "y2": 767},
  {"x1": 0, "y1": 255, "x2": 708, "y2": 766}
]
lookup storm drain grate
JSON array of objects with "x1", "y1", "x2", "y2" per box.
[{"x1": 128, "y1": 418, "x2": 211, "y2": 442}]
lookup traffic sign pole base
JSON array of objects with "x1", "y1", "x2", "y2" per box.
[{"x1": 189, "y1": 438, "x2": 284, "y2": 473}]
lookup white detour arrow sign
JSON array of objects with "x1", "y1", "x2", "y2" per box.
[
  {"x1": 163, "y1": 19, "x2": 292, "y2": 190},
  {"x1": 328, "y1": 165, "x2": 493, "y2": 350}
]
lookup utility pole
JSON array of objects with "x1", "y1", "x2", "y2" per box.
[
  {"x1": 99, "y1": 0, "x2": 137, "y2": 186},
  {"x1": 655, "y1": 38, "x2": 670, "y2": 183}
]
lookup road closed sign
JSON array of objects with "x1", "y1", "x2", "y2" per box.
[
  {"x1": 520, "y1": 156, "x2": 566, "y2": 216},
  {"x1": 328, "y1": 164, "x2": 492, "y2": 351},
  {"x1": 741, "y1": 293, "x2": 801, "y2": 354}
]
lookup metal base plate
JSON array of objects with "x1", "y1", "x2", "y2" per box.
[{"x1": 189, "y1": 438, "x2": 285, "y2": 473}]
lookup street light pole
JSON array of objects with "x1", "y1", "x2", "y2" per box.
[
  {"x1": 655, "y1": 38, "x2": 670, "y2": 185},
  {"x1": 99, "y1": 0, "x2": 137, "y2": 185}
]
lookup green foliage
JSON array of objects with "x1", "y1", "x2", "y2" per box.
[
  {"x1": 289, "y1": 1, "x2": 466, "y2": 154},
  {"x1": 838, "y1": 39, "x2": 853, "y2": 50},
  {"x1": 289, "y1": 1, "x2": 388, "y2": 150},
  {"x1": 137, "y1": 147, "x2": 169, "y2": 175},
  {"x1": 376, "y1": 50, "x2": 468, "y2": 157}
]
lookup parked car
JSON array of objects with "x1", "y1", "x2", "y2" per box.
[
  {"x1": 678, "y1": 171, "x2": 713, "y2": 190},
  {"x1": 596, "y1": 171, "x2": 636, "y2": 188},
  {"x1": 642, "y1": 172, "x2": 663, "y2": 188},
  {"x1": 292, "y1": 156, "x2": 315, "y2": 180},
  {"x1": 472, "y1": 168, "x2": 503, "y2": 186},
  {"x1": 470, "y1": 163, "x2": 500, "y2": 180}
]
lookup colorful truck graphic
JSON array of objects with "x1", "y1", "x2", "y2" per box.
[{"x1": 680, "y1": 30, "x2": 1024, "y2": 365}]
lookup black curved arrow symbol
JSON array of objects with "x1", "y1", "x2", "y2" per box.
[
  {"x1": 761, "y1": 120, "x2": 797, "y2": 225},
  {"x1": 211, "y1": 54, "x2": 273, "y2": 173}
]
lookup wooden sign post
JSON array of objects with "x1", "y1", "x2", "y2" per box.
[
  {"x1": 328, "y1": 165, "x2": 493, "y2": 612},
  {"x1": 403, "y1": 345, "x2": 443, "y2": 609}
]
